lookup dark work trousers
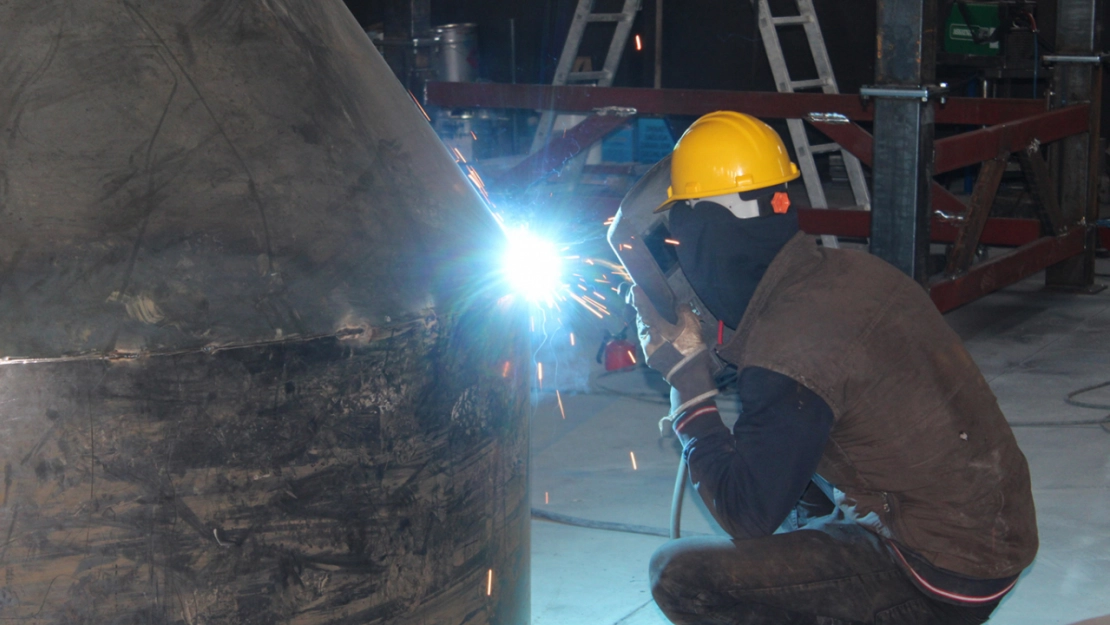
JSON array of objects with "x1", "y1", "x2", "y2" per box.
[{"x1": 649, "y1": 519, "x2": 1000, "y2": 625}]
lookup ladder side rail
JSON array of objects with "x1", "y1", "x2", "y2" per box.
[
  {"x1": 788, "y1": 119, "x2": 839, "y2": 247},
  {"x1": 796, "y1": 0, "x2": 838, "y2": 92},
  {"x1": 756, "y1": 0, "x2": 796, "y2": 93},
  {"x1": 532, "y1": 0, "x2": 597, "y2": 153},
  {"x1": 756, "y1": 1, "x2": 825, "y2": 201},
  {"x1": 793, "y1": 0, "x2": 873, "y2": 210},
  {"x1": 553, "y1": 0, "x2": 597, "y2": 86},
  {"x1": 757, "y1": 0, "x2": 837, "y2": 246},
  {"x1": 785, "y1": 118, "x2": 828, "y2": 208},
  {"x1": 598, "y1": 0, "x2": 642, "y2": 87}
]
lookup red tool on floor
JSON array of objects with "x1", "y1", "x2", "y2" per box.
[{"x1": 597, "y1": 327, "x2": 639, "y2": 371}]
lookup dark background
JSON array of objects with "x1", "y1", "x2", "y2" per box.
[
  {"x1": 342, "y1": 0, "x2": 886, "y2": 93},
  {"x1": 342, "y1": 0, "x2": 1107, "y2": 142}
]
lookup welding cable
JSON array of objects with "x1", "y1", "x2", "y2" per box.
[
  {"x1": 589, "y1": 372, "x2": 673, "y2": 405},
  {"x1": 1016, "y1": 10, "x2": 1040, "y2": 95},
  {"x1": 1008, "y1": 415, "x2": 1110, "y2": 432},
  {"x1": 530, "y1": 507, "x2": 711, "y2": 538},
  {"x1": 670, "y1": 453, "x2": 687, "y2": 539},
  {"x1": 568, "y1": 378, "x2": 1110, "y2": 546},
  {"x1": 1065, "y1": 380, "x2": 1110, "y2": 410},
  {"x1": 994, "y1": 380, "x2": 1110, "y2": 433},
  {"x1": 591, "y1": 366, "x2": 740, "y2": 405},
  {"x1": 1000, "y1": 380, "x2": 1110, "y2": 433},
  {"x1": 531, "y1": 508, "x2": 705, "y2": 538}
]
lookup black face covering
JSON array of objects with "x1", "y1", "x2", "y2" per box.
[{"x1": 668, "y1": 200, "x2": 799, "y2": 330}]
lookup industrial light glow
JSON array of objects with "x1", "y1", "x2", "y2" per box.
[{"x1": 502, "y1": 227, "x2": 564, "y2": 305}]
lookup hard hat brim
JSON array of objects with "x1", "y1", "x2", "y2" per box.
[
  {"x1": 652, "y1": 168, "x2": 800, "y2": 213},
  {"x1": 653, "y1": 199, "x2": 676, "y2": 214}
]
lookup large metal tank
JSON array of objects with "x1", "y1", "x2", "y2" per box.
[{"x1": 0, "y1": 1, "x2": 529, "y2": 623}]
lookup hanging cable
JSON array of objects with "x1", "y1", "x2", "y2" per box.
[{"x1": 1024, "y1": 11, "x2": 1039, "y2": 97}]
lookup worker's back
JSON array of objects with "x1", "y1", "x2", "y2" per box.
[{"x1": 720, "y1": 233, "x2": 1038, "y2": 580}]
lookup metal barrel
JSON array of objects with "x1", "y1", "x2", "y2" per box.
[
  {"x1": 0, "y1": 2, "x2": 529, "y2": 623},
  {"x1": 434, "y1": 23, "x2": 479, "y2": 83}
]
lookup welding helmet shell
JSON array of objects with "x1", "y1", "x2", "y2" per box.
[{"x1": 654, "y1": 111, "x2": 800, "y2": 213}]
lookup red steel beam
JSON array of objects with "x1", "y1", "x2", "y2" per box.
[
  {"x1": 425, "y1": 82, "x2": 1046, "y2": 125},
  {"x1": 808, "y1": 119, "x2": 874, "y2": 163},
  {"x1": 933, "y1": 104, "x2": 1090, "y2": 174},
  {"x1": 933, "y1": 97, "x2": 1049, "y2": 125},
  {"x1": 797, "y1": 209, "x2": 1042, "y2": 246},
  {"x1": 929, "y1": 228, "x2": 1087, "y2": 313},
  {"x1": 429, "y1": 82, "x2": 872, "y2": 119},
  {"x1": 808, "y1": 120, "x2": 967, "y2": 217},
  {"x1": 492, "y1": 113, "x2": 632, "y2": 189},
  {"x1": 931, "y1": 216, "x2": 1042, "y2": 247}
]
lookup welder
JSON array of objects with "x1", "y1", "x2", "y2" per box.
[{"x1": 632, "y1": 111, "x2": 1038, "y2": 624}]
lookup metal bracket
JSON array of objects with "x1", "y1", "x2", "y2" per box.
[
  {"x1": 593, "y1": 106, "x2": 638, "y2": 117},
  {"x1": 377, "y1": 36, "x2": 439, "y2": 48},
  {"x1": 859, "y1": 84, "x2": 949, "y2": 103},
  {"x1": 1042, "y1": 54, "x2": 1108, "y2": 65},
  {"x1": 805, "y1": 112, "x2": 850, "y2": 124}
]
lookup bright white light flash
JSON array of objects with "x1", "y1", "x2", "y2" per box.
[{"x1": 503, "y1": 227, "x2": 563, "y2": 305}]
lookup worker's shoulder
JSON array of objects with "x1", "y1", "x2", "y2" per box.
[
  {"x1": 756, "y1": 241, "x2": 926, "y2": 330},
  {"x1": 819, "y1": 243, "x2": 906, "y2": 275},
  {"x1": 779, "y1": 237, "x2": 916, "y2": 292}
]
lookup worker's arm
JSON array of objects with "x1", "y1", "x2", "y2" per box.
[{"x1": 672, "y1": 366, "x2": 834, "y2": 539}]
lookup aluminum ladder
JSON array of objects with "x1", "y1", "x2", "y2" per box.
[
  {"x1": 755, "y1": 0, "x2": 870, "y2": 247},
  {"x1": 531, "y1": 0, "x2": 642, "y2": 154}
]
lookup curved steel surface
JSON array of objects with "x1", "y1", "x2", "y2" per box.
[
  {"x1": 0, "y1": 0, "x2": 497, "y2": 359},
  {"x1": 0, "y1": 2, "x2": 530, "y2": 623}
]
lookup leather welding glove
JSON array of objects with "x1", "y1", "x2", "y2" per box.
[{"x1": 628, "y1": 286, "x2": 719, "y2": 418}]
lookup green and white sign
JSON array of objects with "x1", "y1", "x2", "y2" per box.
[{"x1": 944, "y1": 3, "x2": 1001, "y2": 56}]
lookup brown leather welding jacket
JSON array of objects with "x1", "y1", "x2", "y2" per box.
[{"x1": 717, "y1": 232, "x2": 1038, "y2": 579}]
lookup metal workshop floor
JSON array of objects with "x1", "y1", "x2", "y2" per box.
[{"x1": 529, "y1": 256, "x2": 1110, "y2": 625}]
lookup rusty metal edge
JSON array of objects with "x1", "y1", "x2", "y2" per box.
[
  {"x1": 929, "y1": 228, "x2": 1088, "y2": 313},
  {"x1": 426, "y1": 82, "x2": 1046, "y2": 125},
  {"x1": 933, "y1": 104, "x2": 1091, "y2": 174}
]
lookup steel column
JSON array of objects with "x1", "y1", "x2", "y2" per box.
[
  {"x1": 869, "y1": 0, "x2": 937, "y2": 283},
  {"x1": 1045, "y1": 0, "x2": 1102, "y2": 289}
]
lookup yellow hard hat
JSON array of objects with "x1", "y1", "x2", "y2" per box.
[{"x1": 654, "y1": 111, "x2": 800, "y2": 212}]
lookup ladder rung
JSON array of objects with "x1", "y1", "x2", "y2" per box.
[
  {"x1": 809, "y1": 143, "x2": 841, "y2": 154},
  {"x1": 587, "y1": 13, "x2": 633, "y2": 22},
  {"x1": 568, "y1": 70, "x2": 612, "y2": 82},
  {"x1": 771, "y1": 15, "x2": 811, "y2": 26},
  {"x1": 790, "y1": 78, "x2": 829, "y2": 90}
]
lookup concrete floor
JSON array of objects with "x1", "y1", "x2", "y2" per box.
[{"x1": 528, "y1": 252, "x2": 1110, "y2": 625}]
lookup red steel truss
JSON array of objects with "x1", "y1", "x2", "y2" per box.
[{"x1": 425, "y1": 82, "x2": 1104, "y2": 311}]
